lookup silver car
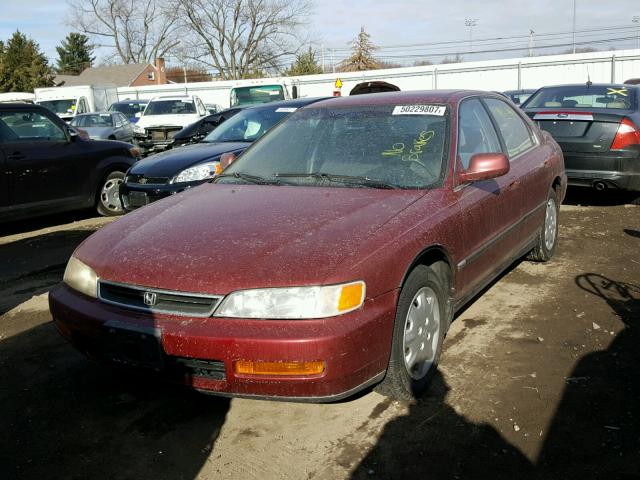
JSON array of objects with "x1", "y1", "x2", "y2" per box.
[{"x1": 69, "y1": 112, "x2": 134, "y2": 142}]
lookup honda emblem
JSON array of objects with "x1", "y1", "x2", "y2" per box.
[{"x1": 143, "y1": 291, "x2": 157, "y2": 306}]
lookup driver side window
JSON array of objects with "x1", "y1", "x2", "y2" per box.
[
  {"x1": 0, "y1": 111, "x2": 67, "y2": 143},
  {"x1": 458, "y1": 98, "x2": 502, "y2": 169}
]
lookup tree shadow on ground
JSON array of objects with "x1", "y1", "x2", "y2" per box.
[
  {"x1": 562, "y1": 187, "x2": 638, "y2": 207},
  {"x1": 536, "y1": 274, "x2": 640, "y2": 479},
  {"x1": 0, "y1": 322, "x2": 230, "y2": 480}
]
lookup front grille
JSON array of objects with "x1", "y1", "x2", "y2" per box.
[
  {"x1": 147, "y1": 127, "x2": 182, "y2": 141},
  {"x1": 176, "y1": 358, "x2": 226, "y2": 380},
  {"x1": 98, "y1": 281, "x2": 222, "y2": 317},
  {"x1": 126, "y1": 174, "x2": 169, "y2": 185}
]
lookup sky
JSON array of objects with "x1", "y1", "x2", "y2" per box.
[{"x1": 1, "y1": 0, "x2": 639, "y2": 69}]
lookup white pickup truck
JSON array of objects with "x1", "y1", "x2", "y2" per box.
[{"x1": 133, "y1": 95, "x2": 208, "y2": 155}]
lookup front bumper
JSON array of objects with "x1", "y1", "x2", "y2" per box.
[
  {"x1": 133, "y1": 136, "x2": 175, "y2": 155},
  {"x1": 119, "y1": 180, "x2": 207, "y2": 211},
  {"x1": 49, "y1": 284, "x2": 397, "y2": 401}
]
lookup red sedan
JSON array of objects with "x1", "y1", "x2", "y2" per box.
[{"x1": 49, "y1": 91, "x2": 566, "y2": 402}]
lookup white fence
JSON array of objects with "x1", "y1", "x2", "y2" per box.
[{"x1": 116, "y1": 49, "x2": 640, "y2": 108}]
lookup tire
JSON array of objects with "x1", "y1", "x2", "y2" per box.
[
  {"x1": 527, "y1": 188, "x2": 559, "y2": 262},
  {"x1": 96, "y1": 171, "x2": 125, "y2": 217},
  {"x1": 375, "y1": 264, "x2": 448, "y2": 401}
]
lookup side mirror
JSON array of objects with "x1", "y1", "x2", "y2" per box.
[
  {"x1": 459, "y1": 153, "x2": 509, "y2": 183},
  {"x1": 135, "y1": 112, "x2": 142, "y2": 118},
  {"x1": 219, "y1": 152, "x2": 237, "y2": 170}
]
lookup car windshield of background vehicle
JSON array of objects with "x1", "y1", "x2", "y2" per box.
[
  {"x1": 37, "y1": 99, "x2": 77, "y2": 115},
  {"x1": 109, "y1": 103, "x2": 147, "y2": 116},
  {"x1": 230, "y1": 85, "x2": 285, "y2": 107},
  {"x1": 526, "y1": 85, "x2": 635, "y2": 109},
  {"x1": 217, "y1": 105, "x2": 449, "y2": 189},
  {"x1": 144, "y1": 100, "x2": 197, "y2": 115},
  {"x1": 70, "y1": 114, "x2": 114, "y2": 128},
  {"x1": 203, "y1": 108, "x2": 288, "y2": 143}
]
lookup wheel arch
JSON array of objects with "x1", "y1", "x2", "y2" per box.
[
  {"x1": 401, "y1": 245, "x2": 454, "y2": 294},
  {"x1": 93, "y1": 161, "x2": 131, "y2": 205}
]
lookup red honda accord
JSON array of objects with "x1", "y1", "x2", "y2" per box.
[{"x1": 49, "y1": 91, "x2": 566, "y2": 402}]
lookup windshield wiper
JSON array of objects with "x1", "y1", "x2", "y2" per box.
[
  {"x1": 213, "y1": 172, "x2": 281, "y2": 185},
  {"x1": 274, "y1": 172, "x2": 398, "y2": 189}
]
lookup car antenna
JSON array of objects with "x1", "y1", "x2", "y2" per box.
[{"x1": 586, "y1": 65, "x2": 592, "y2": 87}]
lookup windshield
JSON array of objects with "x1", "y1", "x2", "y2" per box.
[
  {"x1": 109, "y1": 102, "x2": 147, "y2": 116},
  {"x1": 230, "y1": 85, "x2": 285, "y2": 106},
  {"x1": 37, "y1": 99, "x2": 77, "y2": 115},
  {"x1": 217, "y1": 104, "x2": 449, "y2": 189},
  {"x1": 507, "y1": 92, "x2": 533, "y2": 105},
  {"x1": 203, "y1": 106, "x2": 292, "y2": 143},
  {"x1": 525, "y1": 85, "x2": 635, "y2": 109},
  {"x1": 144, "y1": 99, "x2": 196, "y2": 116},
  {"x1": 70, "y1": 114, "x2": 114, "y2": 128}
]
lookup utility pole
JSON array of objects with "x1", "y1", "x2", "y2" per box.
[
  {"x1": 634, "y1": 16, "x2": 640, "y2": 51},
  {"x1": 572, "y1": 0, "x2": 577, "y2": 54},
  {"x1": 321, "y1": 45, "x2": 325, "y2": 73},
  {"x1": 529, "y1": 29, "x2": 535, "y2": 57},
  {"x1": 465, "y1": 18, "x2": 478, "y2": 53},
  {"x1": 183, "y1": 65, "x2": 187, "y2": 83},
  {"x1": 331, "y1": 48, "x2": 335, "y2": 74}
]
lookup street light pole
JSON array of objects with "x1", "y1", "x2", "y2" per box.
[
  {"x1": 465, "y1": 18, "x2": 478, "y2": 53},
  {"x1": 529, "y1": 29, "x2": 535, "y2": 57},
  {"x1": 572, "y1": 0, "x2": 577, "y2": 54},
  {"x1": 633, "y1": 16, "x2": 640, "y2": 51}
]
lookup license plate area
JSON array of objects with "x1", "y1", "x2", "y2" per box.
[
  {"x1": 128, "y1": 191, "x2": 148, "y2": 207},
  {"x1": 104, "y1": 323, "x2": 163, "y2": 370}
]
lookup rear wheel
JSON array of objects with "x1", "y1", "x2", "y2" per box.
[
  {"x1": 527, "y1": 189, "x2": 559, "y2": 262},
  {"x1": 376, "y1": 264, "x2": 448, "y2": 401},
  {"x1": 97, "y1": 171, "x2": 125, "y2": 216}
]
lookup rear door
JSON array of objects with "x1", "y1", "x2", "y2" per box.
[{"x1": 1, "y1": 108, "x2": 88, "y2": 209}]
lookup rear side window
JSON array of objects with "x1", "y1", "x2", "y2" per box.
[
  {"x1": 0, "y1": 111, "x2": 66, "y2": 142},
  {"x1": 484, "y1": 99, "x2": 534, "y2": 158},
  {"x1": 458, "y1": 98, "x2": 502, "y2": 169}
]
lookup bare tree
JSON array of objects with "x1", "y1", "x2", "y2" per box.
[
  {"x1": 68, "y1": 0, "x2": 180, "y2": 64},
  {"x1": 174, "y1": 0, "x2": 312, "y2": 80}
]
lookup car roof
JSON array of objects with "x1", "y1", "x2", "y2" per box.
[
  {"x1": 309, "y1": 90, "x2": 494, "y2": 109},
  {"x1": 149, "y1": 95, "x2": 195, "y2": 101},
  {"x1": 114, "y1": 99, "x2": 147, "y2": 104},
  {"x1": 242, "y1": 97, "x2": 330, "y2": 111},
  {"x1": 536, "y1": 83, "x2": 639, "y2": 90},
  {"x1": 0, "y1": 103, "x2": 51, "y2": 112}
]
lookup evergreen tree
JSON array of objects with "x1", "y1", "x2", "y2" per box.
[
  {"x1": 285, "y1": 48, "x2": 323, "y2": 76},
  {"x1": 56, "y1": 33, "x2": 94, "y2": 74},
  {"x1": 0, "y1": 31, "x2": 54, "y2": 92},
  {"x1": 339, "y1": 27, "x2": 379, "y2": 72}
]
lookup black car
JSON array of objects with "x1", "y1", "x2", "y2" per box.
[
  {"x1": 171, "y1": 107, "x2": 244, "y2": 148},
  {"x1": 523, "y1": 83, "x2": 640, "y2": 195},
  {"x1": 120, "y1": 98, "x2": 327, "y2": 211},
  {"x1": 0, "y1": 103, "x2": 139, "y2": 222}
]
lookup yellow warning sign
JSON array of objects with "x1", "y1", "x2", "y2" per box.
[{"x1": 335, "y1": 78, "x2": 343, "y2": 89}]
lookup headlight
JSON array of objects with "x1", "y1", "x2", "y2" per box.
[
  {"x1": 133, "y1": 124, "x2": 145, "y2": 134},
  {"x1": 171, "y1": 161, "x2": 222, "y2": 183},
  {"x1": 63, "y1": 256, "x2": 99, "y2": 298},
  {"x1": 215, "y1": 281, "x2": 365, "y2": 319}
]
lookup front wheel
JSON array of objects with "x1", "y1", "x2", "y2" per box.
[
  {"x1": 527, "y1": 189, "x2": 559, "y2": 262},
  {"x1": 376, "y1": 264, "x2": 448, "y2": 401},
  {"x1": 97, "y1": 171, "x2": 125, "y2": 216}
]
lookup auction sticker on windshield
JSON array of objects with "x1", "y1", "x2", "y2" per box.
[{"x1": 392, "y1": 105, "x2": 446, "y2": 116}]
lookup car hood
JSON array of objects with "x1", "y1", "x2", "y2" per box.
[
  {"x1": 128, "y1": 142, "x2": 250, "y2": 176},
  {"x1": 137, "y1": 114, "x2": 201, "y2": 129},
  {"x1": 81, "y1": 126, "x2": 114, "y2": 138},
  {"x1": 75, "y1": 184, "x2": 425, "y2": 295}
]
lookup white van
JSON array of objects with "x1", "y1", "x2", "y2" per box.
[{"x1": 34, "y1": 85, "x2": 118, "y2": 122}]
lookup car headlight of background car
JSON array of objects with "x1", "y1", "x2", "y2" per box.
[
  {"x1": 214, "y1": 281, "x2": 365, "y2": 319},
  {"x1": 171, "y1": 161, "x2": 222, "y2": 184},
  {"x1": 63, "y1": 256, "x2": 99, "y2": 298}
]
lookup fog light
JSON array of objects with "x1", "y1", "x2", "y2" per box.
[{"x1": 234, "y1": 360, "x2": 325, "y2": 376}]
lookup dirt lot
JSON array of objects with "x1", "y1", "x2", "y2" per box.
[{"x1": 1, "y1": 191, "x2": 638, "y2": 480}]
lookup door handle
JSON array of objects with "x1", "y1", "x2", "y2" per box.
[{"x1": 509, "y1": 179, "x2": 521, "y2": 188}]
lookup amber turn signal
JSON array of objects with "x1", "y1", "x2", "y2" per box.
[
  {"x1": 234, "y1": 360, "x2": 325, "y2": 376},
  {"x1": 338, "y1": 282, "x2": 365, "y2": 312}
]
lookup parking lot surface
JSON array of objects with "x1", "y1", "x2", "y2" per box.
[{"x1": 1, "y1": 191, "x2": 638, "y2": 480}]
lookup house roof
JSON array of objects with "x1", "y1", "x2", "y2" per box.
[{"x1": 55, "y1": 63, "x2": 152, "y2": 87}]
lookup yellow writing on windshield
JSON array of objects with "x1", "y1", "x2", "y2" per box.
[{"x1": 382, "y1": 130, "x2": 435, "y2": 162}]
